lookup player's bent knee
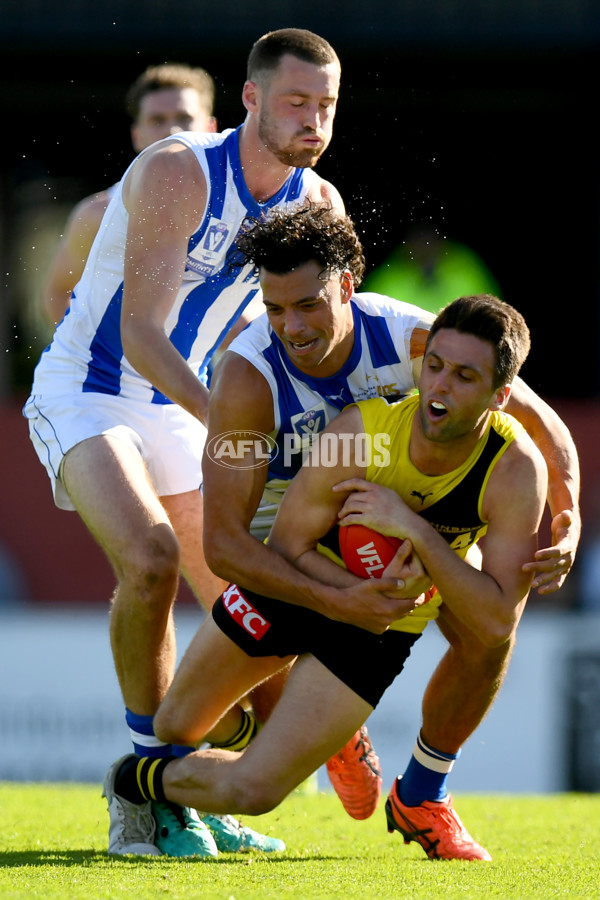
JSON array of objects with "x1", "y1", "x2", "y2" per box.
[
  {"x1": 153, "y1": 705, "x2": 196, "y2": 747},
  {"x1": 116, "y1": 526, "x2": 181, "y2": 598},
  {"x1": 230, "y1": 772, "x2": 285, "y2": 816},
  {"x1": 473, "y1": 627, "x2": 517, "y2": 656},
  {"x1": 447, "y1": 620, "x2": 516, "y2": 658}
]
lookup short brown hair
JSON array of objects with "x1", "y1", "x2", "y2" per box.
[
  {"x1": 247, "y1": 28, "x2": 340, "y2": 83},
  {"x1": 125, "y1": 63, "x2": 215, "y2": 121},
  {"x1": 427, "y1": 294, "x2": 531, "y2": 388}
]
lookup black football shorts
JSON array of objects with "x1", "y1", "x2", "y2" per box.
[{"x1": 212, "y1": 583, "x2": 421, "y2": 708}]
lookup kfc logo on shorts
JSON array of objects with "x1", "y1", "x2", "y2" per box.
[{"x1": 222, "y1": 584, "x2": 271, "y2": 640}]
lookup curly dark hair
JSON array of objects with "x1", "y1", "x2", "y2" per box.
[{"x1": 235, "y1": 204, "x2": 366, "y2": 285}]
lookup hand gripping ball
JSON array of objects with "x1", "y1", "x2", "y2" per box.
[
  {"x1": 339, "y1": 523, "x2": 437, "y2": 602},
  {"x1": 338, "y1": 523, "x2": 402, "y2": 580}
]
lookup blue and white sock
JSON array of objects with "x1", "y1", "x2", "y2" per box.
[
  {"x1": 398, "y1": 732, "x2": 461, "y2": 806},
  {"x1": 172, "y1": 745, "x2": 195, "y2": 757},
  {"x1": 125, "y1": 708, "x2": 173, "y2": 758}
]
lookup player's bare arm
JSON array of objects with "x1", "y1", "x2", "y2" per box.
[
  {"x1": 508, "y1": 376, "x2": 581, "y2": 593},
  {"x1": 306, "y1": 175, "x2": 345, "y2": 215},
  {"x1": 120, "y1": 142, "x2": 211, "y2": 424},
  {"x1": 203, "y1": 353, "x2": 358, "y2": 613},
  {"x1": 408, "y1": 317, "x2": 435, "y2": 385},
  {"x1": 205, "y1": 370, "x2": 422, "y2": 631},
  {"x1": 268, "y1": 407, "x2": 432, "y2": 631},
  {"x1": 42, "y1": 190, "x2": 111, "y2": 325},
  {"x1": 202, "y1": 352, "x2": 278, "y2": 578},
  {"x1": 337, "y1": 434, "x2": 547, "y2": 647}
]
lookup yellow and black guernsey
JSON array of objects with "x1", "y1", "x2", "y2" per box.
[{"x1": 346, "y1": 392, "x2": 525, "y2": 634}]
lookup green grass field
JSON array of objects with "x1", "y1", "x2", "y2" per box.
[{"x1": 1, "y1": 784, "x2": 599, "y2": 899}]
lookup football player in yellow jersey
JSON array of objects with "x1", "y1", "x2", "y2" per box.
[{"x1": 108, "y1": 293, "x2": 551, "y2": 861}]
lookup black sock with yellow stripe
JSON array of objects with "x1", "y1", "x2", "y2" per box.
[
  {"x1": 115, "y1": 753, "x2": 175, "y2": 804},
  {"x1": 210, "y1": 709, "x2": 258, "y2": 752},
  {"x1": 114, "y1": 712, "x2": 257, "y2": 804}
]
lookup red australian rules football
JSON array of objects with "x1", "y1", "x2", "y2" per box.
[
  {"x1": 339, "y1": 523, "x2": 437, "y2": 603},
  {"x1": 338, "y1": 523, "x2": 402, "y2": 580}
]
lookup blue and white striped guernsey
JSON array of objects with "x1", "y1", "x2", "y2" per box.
[
  {"x1": 28, "y1": 126, "x2": 318, "y2": 405},
  {"x1": 226, "y1": 292, "x2": 434, "y2": 538}
]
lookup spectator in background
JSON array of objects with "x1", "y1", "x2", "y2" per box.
[
  {"x1": 41, "y1": 63, "x2": 218, "y2": 329},
  {"x1": 362, "y1": 222, "x2": 501, "y2": 315}
]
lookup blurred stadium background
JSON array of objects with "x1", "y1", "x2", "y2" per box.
[{"x1": 1, "y1": 1, "x2": 599, "y2": 789}]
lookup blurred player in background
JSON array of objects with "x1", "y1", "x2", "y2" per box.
[
  {"x1": 362, "y1": 221, "x2": 502, "y2": 315},
  {"x1": 42, "y1": 63, "x2": 218, "y2": 328}
]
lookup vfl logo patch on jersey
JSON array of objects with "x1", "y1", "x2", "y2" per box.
[
  {"x1": 283, "y1": 407, "x2": 329, "y2": 465},
  {"x1": 186, "y1": 218, "x2": 232, "y2": 277},
  {"x1": 290, "y1": 406, "x2": 328, "y2": 438},
  {"x1": 221, "y1": 584, "x2": 271, "y2": 640}
]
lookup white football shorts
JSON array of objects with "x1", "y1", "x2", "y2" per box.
[{"x1": 23, "y1": 392, "x2": 206, "y2": 510}]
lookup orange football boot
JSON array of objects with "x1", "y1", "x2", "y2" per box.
[
  {"x1": 385, "y1": 779, "x2": 492, "y2": 860},
  {"x1": 326, "y1": 726, "x2": 382, "y2": 820}
]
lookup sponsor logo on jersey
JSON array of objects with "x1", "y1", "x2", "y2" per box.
[
  {"x1": 324, "y1": 387, "x2": 355, "y2": 408},
  {"x1": 411, "y1": 489, "x2": 433, "y2": 505},
  {"x1": 186, "y1": 218, "x2": 232, "y2": 277},
  {"x1": 427, "y1": 522, "x2": 485, "y2": 549},
  {"x1": 221, "y1": 584, "x2": 271, "y2": 639},
  {"x1": 353, "y1": 382, "x2": 402, "y2": 401},
  {"x1": 444, "y1": 525, "x2": 485, "y2": 550},
  {"x1": 354, "y1": 370, "x2": 403, "y2": 402}
]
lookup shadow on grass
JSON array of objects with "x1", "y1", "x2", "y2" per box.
[{"x1": 0, "y1": 850, "x2": 341, "y2": 867}]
